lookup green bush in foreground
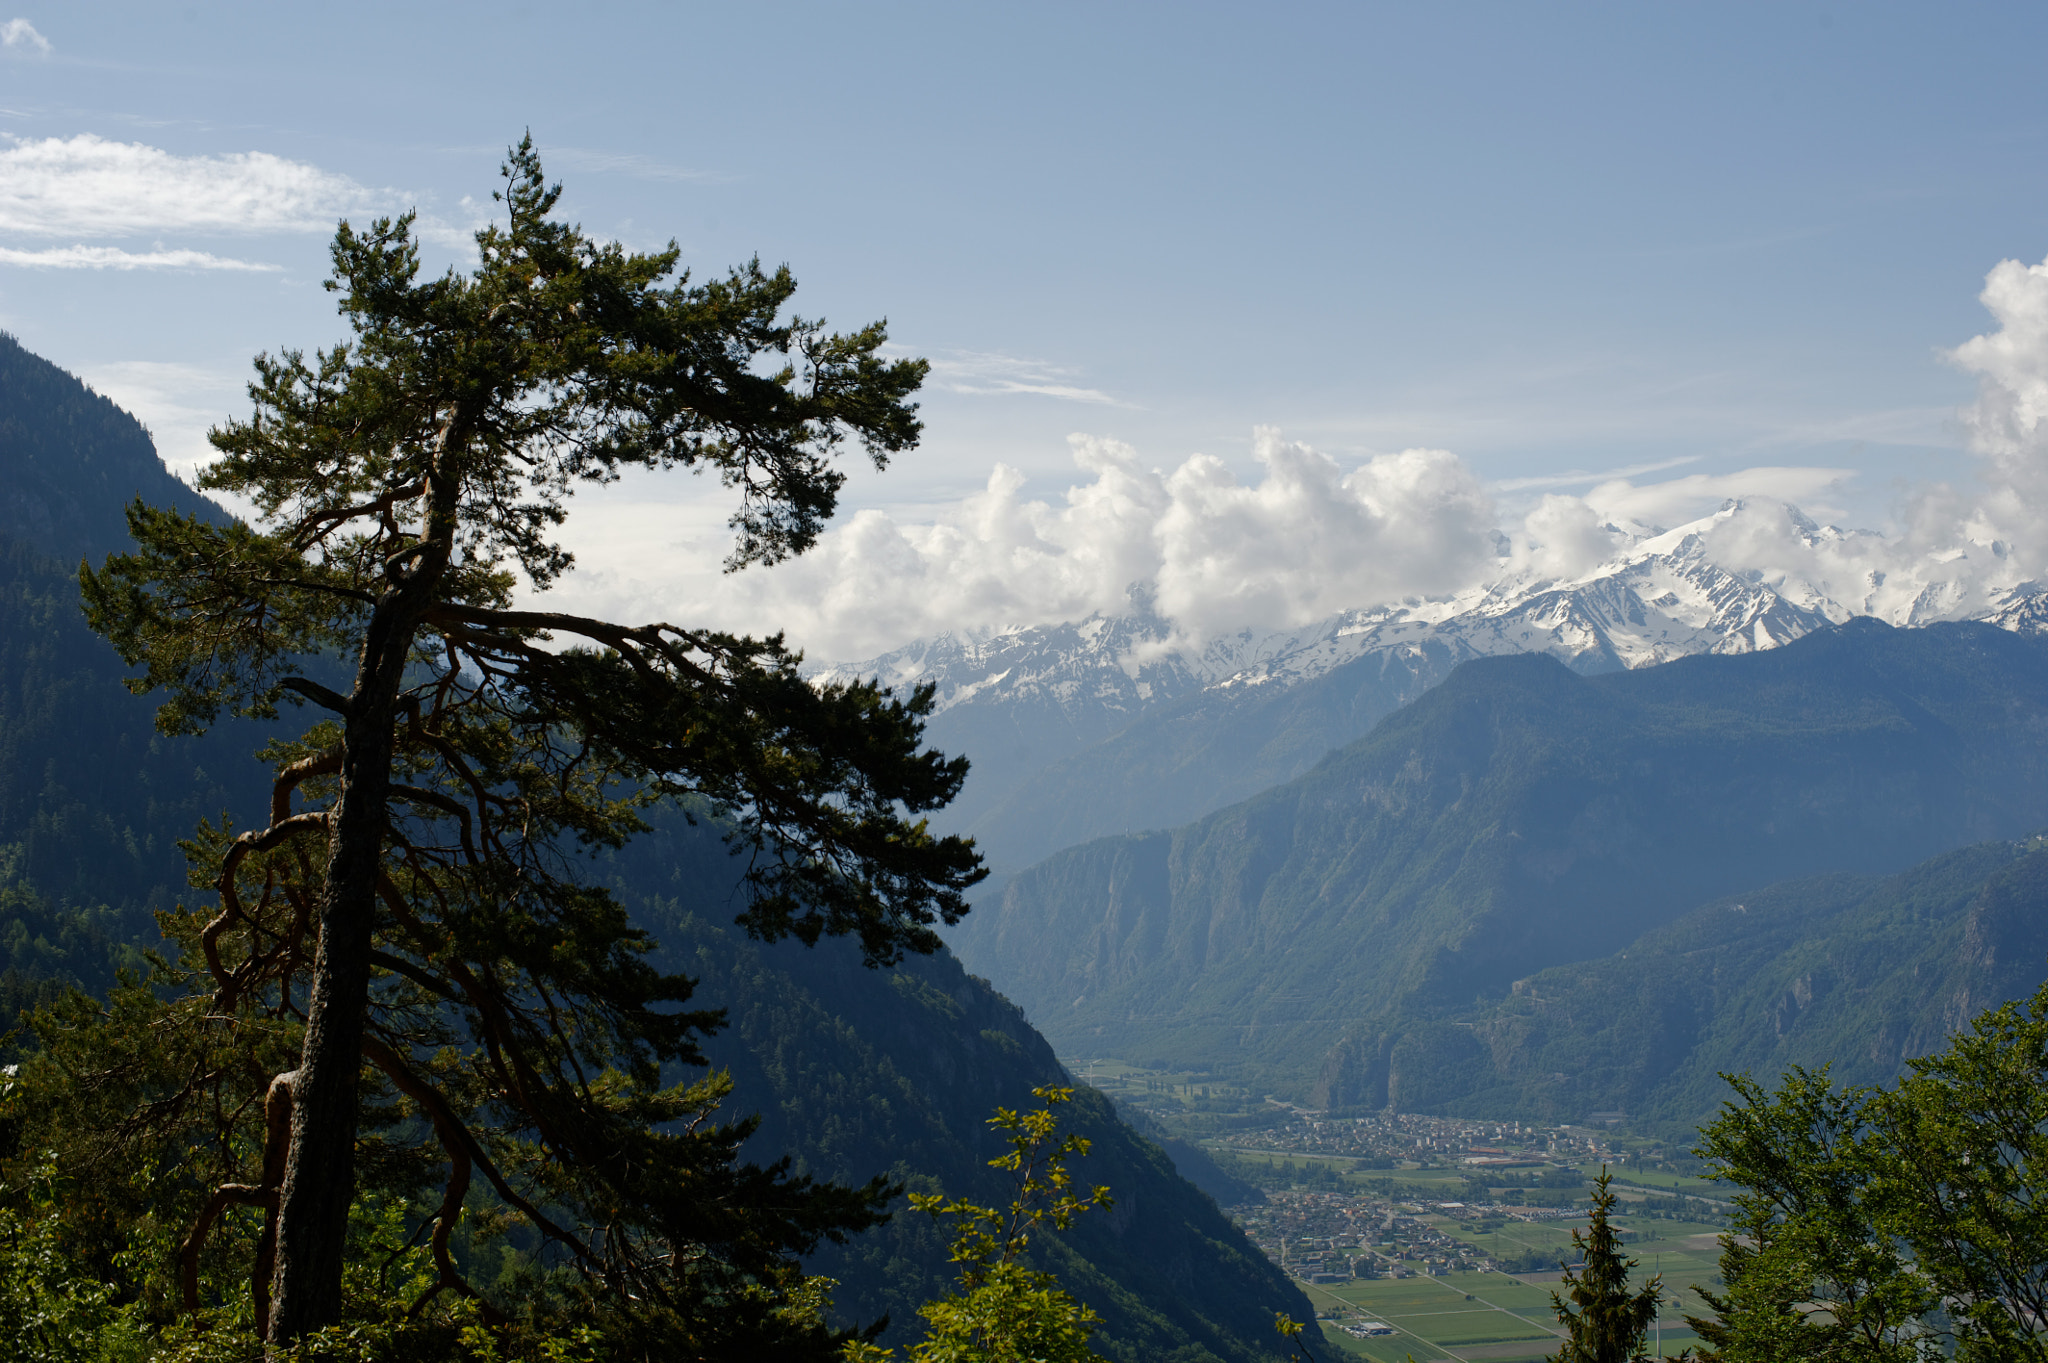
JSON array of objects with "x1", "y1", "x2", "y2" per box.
[
  {"x1": 1692, "y1": 974, "x2": 2048, "y2": 1362},
  {"x1": 844, "y1": 1086, "x2": 1113, "y2": 1363}
]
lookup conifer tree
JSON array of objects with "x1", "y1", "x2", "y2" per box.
[
  {"x1": 77, "y1": 137, "x2": 983, "y2": 1350},
  {"x1": 1548, "y1": 1169, "x2": 1662, "y2": 1363}
]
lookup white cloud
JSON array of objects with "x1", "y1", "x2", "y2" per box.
[
  {"x1": 496, "y1": 250, "x2": 2048, "y2": 662},
  {"x1": 1489, "y1": 455, "x2": 1700, "y2": 493},
  {"x1": 926, "y1": 351, "x2": 1126, "y2": 406},
  {"x1": 0, "y1": 134, "x2": 376, "y2": 238},
  {"x1": 1150, "y1": 435, "x2": 1497, "y2": 637},
  {"x1": 1578, "y1": 464, "x2": 1857, "y2": 530},
  {"x1": 543, "y1": 429, "x2": 1503, "y2": 658},
  {"x1": 1511, "y1": 493, "x2": 1619, "y2": 581},
  {"x1": 80, "y1": 360, "x2": 246, "y2": 483},
  {"x1": 1948, "y1": 254, "x2": 2048, "y2": 567},
  {"x1": 0, "y1": 244, "x2": 278, "y2": 270},
  {"x1": 0, "y1": 19, "x2": 48, "y2": 55}
]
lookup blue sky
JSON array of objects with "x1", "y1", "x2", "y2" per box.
[{"x1": 5, "y1": 2, "x2": 2048, "y2": 654}]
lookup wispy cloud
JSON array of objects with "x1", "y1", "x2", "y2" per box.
[
  {"x1": 0, "y1": 18, "x2": 49, "y2": 56},
  {"x1": 927, "y1": 350, "x2": 1127, "y2": 406},
  {"x1": 0, "y1": 133, "x2": 378, "y2": 237},
  {"x1": 1581, "y1": 465, "x2": 1858, "y2": 528},
  {"x1": 0, "y1": 243, "x2": 278, "y2": 270},
  {"x1": 1489, "y1": 455, "x2": 1702, "y2": 493}
]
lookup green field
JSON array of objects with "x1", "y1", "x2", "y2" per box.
[
  {"x1": 1293, "y1": 1216, "x2": 1723, "y2": 1362},
  {"x1": 1209, "y1": 1146, "x2": 1475, "y2": 1188},
  {"x1": 1562, "y1": 1162, "x2": 1724, "y2": 1198},
  {"x1": 1066, "y1": 1058, "x2": 1259, "y2": 1110}
]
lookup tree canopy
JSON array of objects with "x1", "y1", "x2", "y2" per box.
[
  {"x1": 1692, "y1": 978, "x2": 2048, "y2": 1362},
  {"x1": 71, "y1": 136, "x2": 984, "y2": 1354}
]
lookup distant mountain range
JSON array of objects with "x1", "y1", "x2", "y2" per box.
[
  {"x1": 817, "y1": 502, "x2": 2048, "y2": 879},
  {"x1": 948, "y1": 619, "x2": 2048, "y2": 1114}
]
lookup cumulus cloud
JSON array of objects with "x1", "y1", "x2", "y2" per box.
[
  {"x1": 0, "y1": 134, "x2": 374, "y2": 238},
  {"x1": 1511, "y1": 493, "x2": 1619, "y2": 581},
  {"x1": 0, "y1": 244, "x2": 278, "y2": 270},
  {"x1": 552, "y1": 430, "x2": 1502, "y2": 658},
  {"x1": 1, "y1": 18, "x2": 48, "y2": 55},
  {"x1": 517, "y1": 249, "x2": 2048, "y2": 662},
  {"x1": 1948, "y1": 254, "x2": 2048, "y2": 566},
  {"x1": 1149, "y1": 436, "x2": 1497, "y2": 634}
]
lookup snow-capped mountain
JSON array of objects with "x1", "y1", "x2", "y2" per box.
[{"x1": 813, "y1": 501, "x2": 2042, "y2": 878}]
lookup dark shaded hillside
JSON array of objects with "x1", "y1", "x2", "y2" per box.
[
  {"x1": 0, "y1": 341, "x2": 267, "y2": 928},
  {"x1": 0, "y1": 537, "x2": 274, "y2": 924},
  {"x1": 0, "y1": 331, "x2": 228, "y2": 565},
  {"x1": 1328, "y1": 837, "x2": 2048, "y2": 1130},
  {"x1": 601, "y1": 813, "x2": 1306, "y2": 1361},
  {"x1": 956, "y1": 619, "x2": 2048, "y2": 1096}
]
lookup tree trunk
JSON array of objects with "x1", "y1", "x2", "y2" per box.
[
  {"x1": 267, "y1": 435, "x2": 462, "y2": 1345},
  {"x1": 263, "y1": 603, "x2": 407, "y2": 1341}
]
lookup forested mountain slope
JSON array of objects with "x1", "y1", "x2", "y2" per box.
[
  {"x1": 0, "y1": 331, "x2": 228, "y2": 565},
  {"x1": 598, "y1": 809, "x2": 1307, "y2": 1359},
  {"x1": 956, "y1": 619, "x2": 2048, "y2": 1097},
  {"x1": 1318, "y1": 837, "x2": 2048, "y2": 1130},
  {"x1": 0, "y1": 338, "x2": 267, "y2": 926}
]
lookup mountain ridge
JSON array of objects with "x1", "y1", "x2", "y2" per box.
[
  {"x1": 1324, "y1": 835, "x2": 2048, "y2": 1133},
  {"x1": 816, "y1": 501, "x2": 2044, "y2": 878},
  {"x1": 951, "y1": 618, "x2": 2048, "y2": 1103}
]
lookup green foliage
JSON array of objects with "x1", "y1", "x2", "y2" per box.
[
  {"x1": 848, "y1": 1086, "x2": 1111, "y2": 1363},
  {"x1": 63, "y1": 136, "x2": 982, "y2": 1350},
  {"x1": 1867, "y1": 986, "x2": 2048, "y2": 1359},
  {"x1": 0, "y1": 1153, "x2": 140, "y2": 1362},
  {"x1": 1547, "y1": 1171, "x2": 1661, "y2": 1363},
  {"x1": 1687, "y1": 1068, "x2": 1928, "y2": 1363},
  {"x1": 1693, "y1": 980, "x2": 2048, "y2": 1362}
]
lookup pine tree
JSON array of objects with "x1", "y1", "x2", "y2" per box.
[
  {"x1": 75, "y1": 136, "x2": 983, "y2": 1351},
  {"x1": 1548, "y1": 1169, "x2": 1662, "y2": 1363}
]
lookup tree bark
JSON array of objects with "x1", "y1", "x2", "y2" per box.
[{"x1": 266, "y1": 430, "x2": 462, "y2": 1345}]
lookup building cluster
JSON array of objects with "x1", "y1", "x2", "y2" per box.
[
  {"x1": 1214, "y1": 1107, "x2": 1627, "y2": 1168},
  {"x1": 1231, "y1": 1188, "x2": 1566, "y2": 1284}
]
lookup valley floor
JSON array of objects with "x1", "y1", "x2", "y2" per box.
[{"x1": 1070, "y1": 1059, "x2": 1727, "y2": 1361}]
